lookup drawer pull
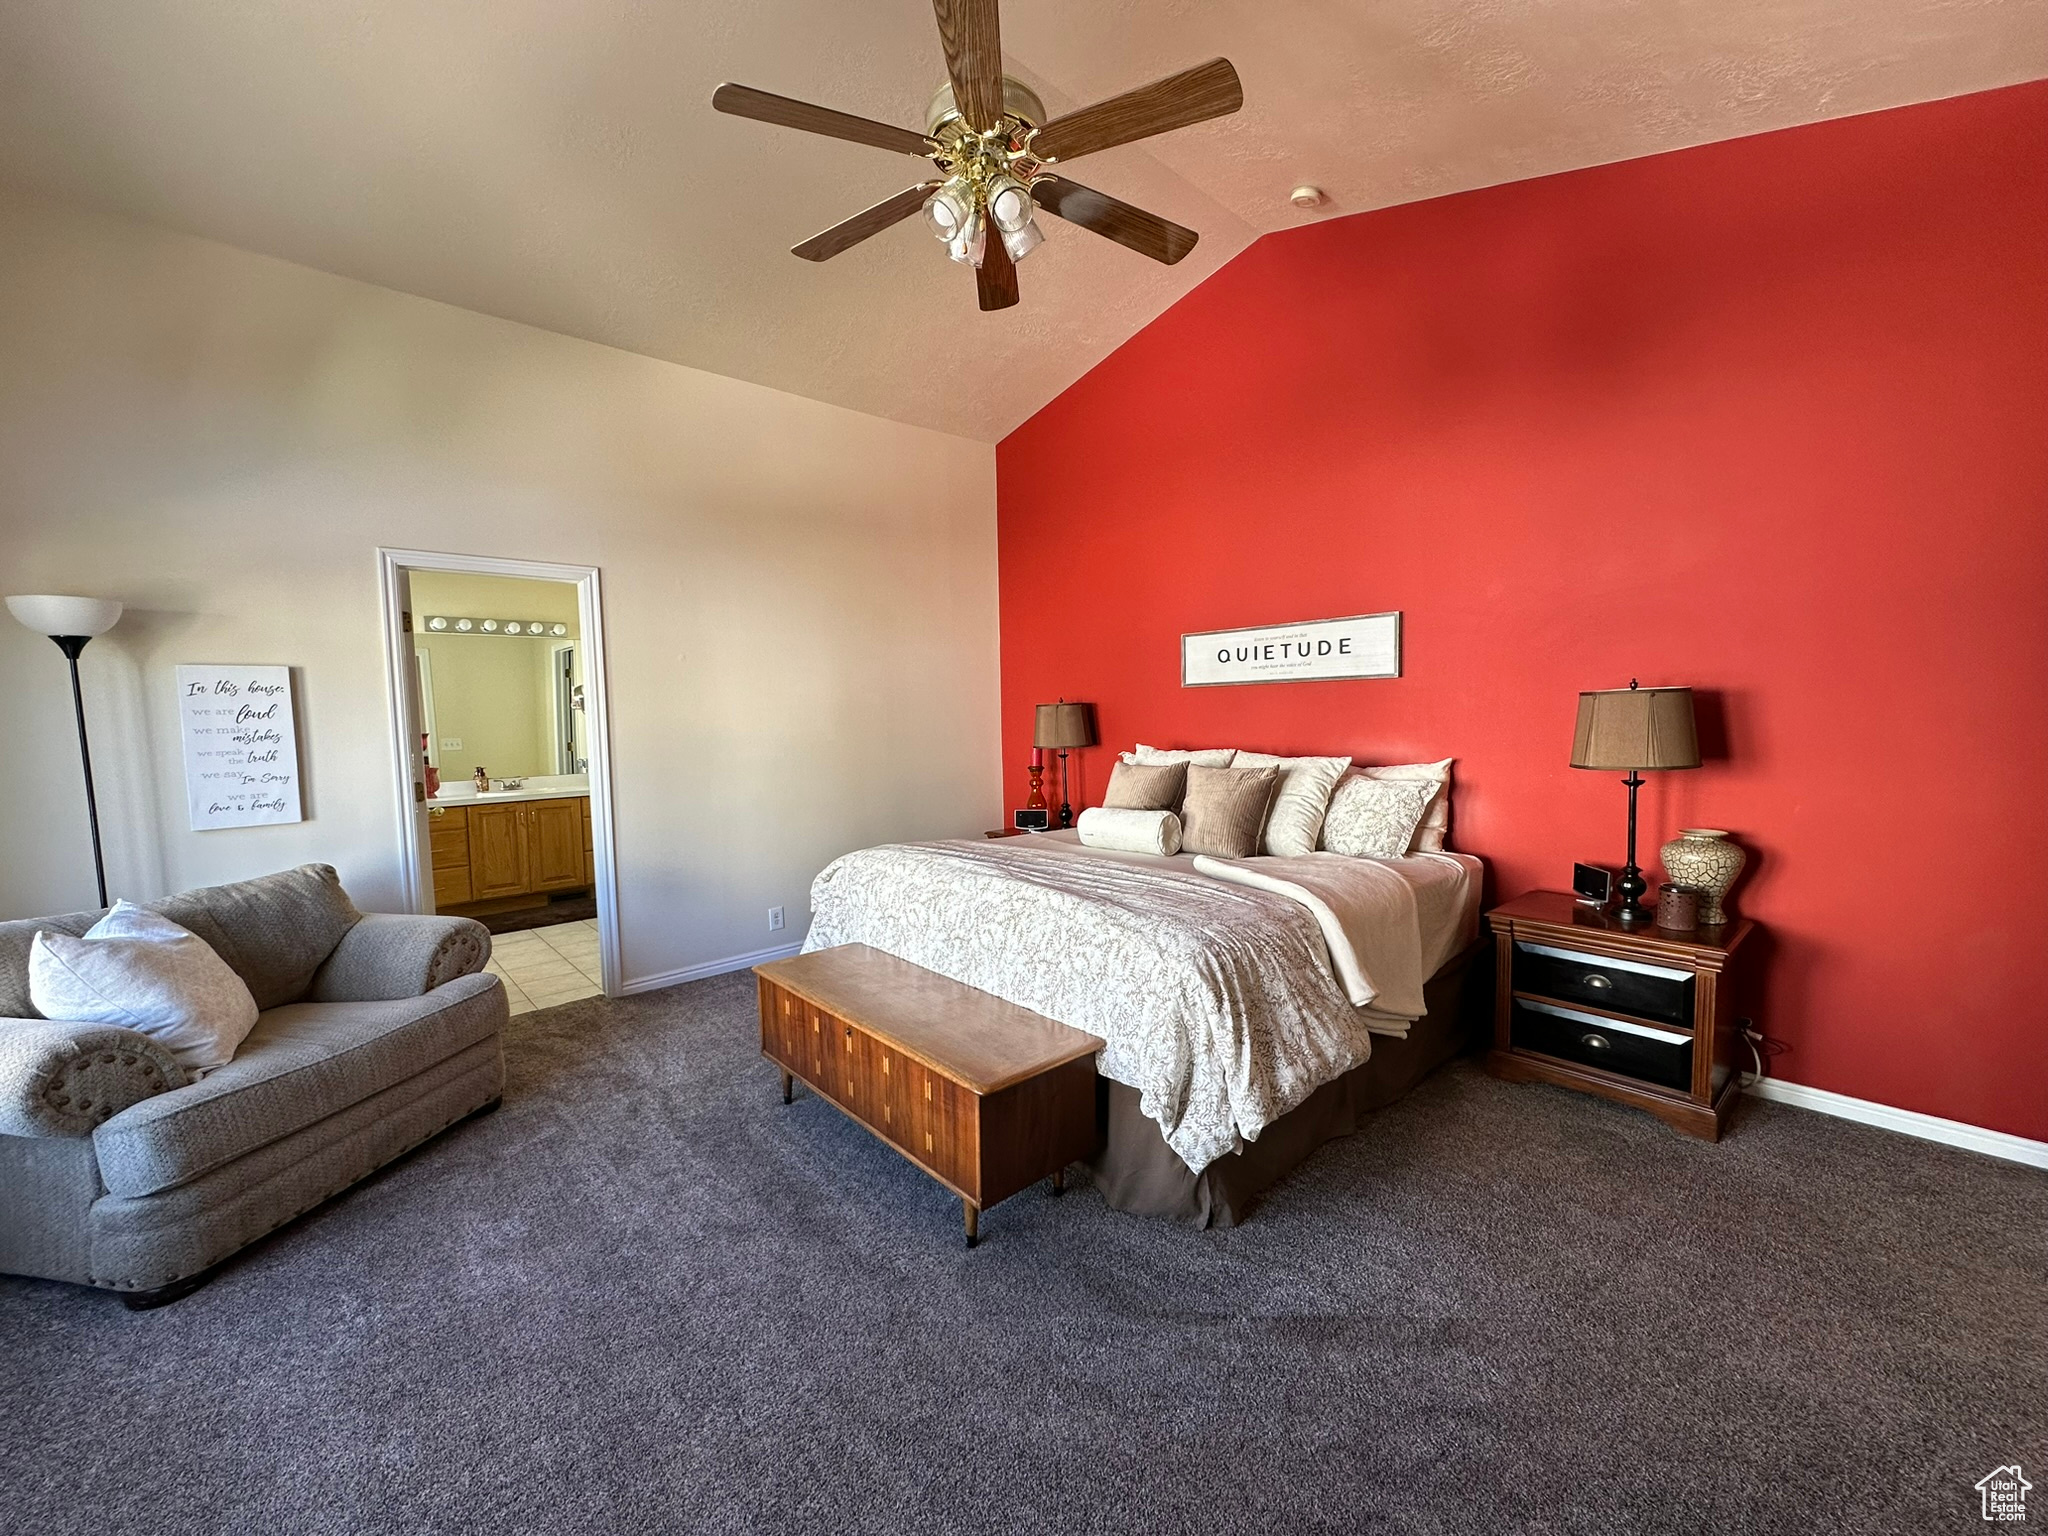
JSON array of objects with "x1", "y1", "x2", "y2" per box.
[
  {"x1": 1581, "y1": 1032, "x2": 1612, "y2": 1051},
  {"x1": 844, "y1": 1025, "x2": 853, "y2": 1039},
  {"x1": 1582, "y1": 974, "x2": 1613, "y2": 990}
]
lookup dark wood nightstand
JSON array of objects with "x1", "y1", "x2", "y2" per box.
[{"x1": 1485, "y1": 891, "x2": 1756, "y2": 1140}]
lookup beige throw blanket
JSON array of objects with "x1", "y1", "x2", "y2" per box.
[{"x1": 1191, "y1": 852, "x2": 1433, "y2": 1037}]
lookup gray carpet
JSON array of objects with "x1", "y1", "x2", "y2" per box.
[{"x1": 4, "y1": 971, "x2": 2043, "y2": 1536}]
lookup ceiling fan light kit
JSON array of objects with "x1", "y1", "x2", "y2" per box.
[{"x1": 712, "y1": 0, "x2": 1242, "y2": 311}]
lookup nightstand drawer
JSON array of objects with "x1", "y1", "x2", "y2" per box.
[
  {"x1": 1514, "y1": 940, "x2": 1694, "y2": 1025},
  {"x1": 1510, "y1": 998, "x2": 1692, "y2": 1091}
]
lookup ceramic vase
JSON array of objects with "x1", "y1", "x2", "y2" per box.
[{"x1": 1659, "y1": 829, "x2": 1746, "y2": 925}]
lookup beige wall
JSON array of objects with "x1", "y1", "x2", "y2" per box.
[{"x1": 0, "y1": 189, "x2": 1001, "y2": 987}]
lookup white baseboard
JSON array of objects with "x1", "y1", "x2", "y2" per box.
[
  {"x1": 620, "y1": 941, "x2": 802, "y2": 996},
  {"x1": 1746, "y1": 1077, "x2": 2048, "y2": 1171}
]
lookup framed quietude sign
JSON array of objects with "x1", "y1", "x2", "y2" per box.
[
  {"x1": 1182, "y1": 612, "x2": 1402, "y2": 687},
  {"x1": 178, "y1": 665, "x2": 304, "y2": 830}
]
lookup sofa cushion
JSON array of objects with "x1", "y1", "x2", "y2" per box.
[
  {"x1": 152, "y1": 864, "x2": 362, "y2": 1010},
  {"x1": 92, "y1": 971, "x2": 504, "y2": 1198}
]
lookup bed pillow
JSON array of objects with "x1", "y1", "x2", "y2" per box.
[
  {"x1": 1349, "y1": 759, "x2": 1454, "y2": 852},
  {"x1": 1124, "y1": 744, "x2": 1237, "y2": 769},
  {"x1": 1103, "y1": 759, "x2": 1187, "y2": 812},
  {"x1": 1178, "y1": 764, "x2": 1280, "y2": 859},
  {"x1": 1076, "y1": 806, "x2": 1183, "y2": 856},
  {"x1": 28, "y1": 901, "x2": 260, "y2": 1074},
  {"x1": 1319, "y1": 776, "x2": 1439, "y2": 859},
  {"x1": 1228, "y1": 752, "x2": 1353, "y2": 857}
]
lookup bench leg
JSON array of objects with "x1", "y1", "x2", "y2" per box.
[
  {"x1": 963, "y1": 1200, "x2": 979, "y2": 1249},
  {"x1": 1052, "y1": 1167, "x2": 1065, "y2": 1196},
  {"x1": 779, "y1": 1069, "x2": 793, "y2": 1105}
]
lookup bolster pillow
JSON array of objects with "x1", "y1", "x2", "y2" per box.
[{"x1": 1076, "y1": 807, "x2": 1183, "y2": 857}]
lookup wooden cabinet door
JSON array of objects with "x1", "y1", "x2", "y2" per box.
[
  {"x1": 469, "y1": 804, "x2": 531, "y2": 899},
  {"x1": 528, "y1": 798, "x2": 585, "y2": 892}
]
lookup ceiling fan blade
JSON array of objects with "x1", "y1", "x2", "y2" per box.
[
  {"x1": 1031, "y1": 177, "x2": 1200, "y2": 265},
  {"x1": 792, "y1": 184, "x2": 942, "y2": 262},
  {"x1": 977, "y1": 231, "x2": 1019, "y2": 311},
  {"x1": 932, "y1": 0, "x2": 1004, "y2": 130},
  {"x1": 712, "y1": 83, "x2": 934, "y2": 158},
  {"x1": 1029, "y1": 58, "x2": 1242, "y2": 163}
]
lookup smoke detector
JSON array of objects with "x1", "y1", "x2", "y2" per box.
[{"x1": 1289, "y1": 185, "x2": 1326, "y2": 209}]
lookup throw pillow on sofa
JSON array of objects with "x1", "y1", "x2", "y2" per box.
[{"x1": 29, "y1": 901, "x2": 260, "y2": 1074}]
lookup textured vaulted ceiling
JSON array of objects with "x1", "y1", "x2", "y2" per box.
[{"x1": 0, "y1": 2, "x2": 2040, "y2": 441}]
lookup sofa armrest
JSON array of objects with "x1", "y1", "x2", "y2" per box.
[
  {"x1": 0, "y1": 1019, "x2": 187, "y2": 1138},
  {"x1": 306, "y1": 914, "x2": 492, "y2": 1003}
]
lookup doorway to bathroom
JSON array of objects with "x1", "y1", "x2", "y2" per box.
[{"x1": 377, "y1": 549, "x2": 621, "y2": 1010}]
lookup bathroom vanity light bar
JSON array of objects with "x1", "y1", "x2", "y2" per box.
[{"x1": 421, "y1": 616, "x2": 570, "y2": 637}]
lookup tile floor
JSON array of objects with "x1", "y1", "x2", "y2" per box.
[{"x1": 483, "y1": 919, "x2": 604, "y2": 1014}]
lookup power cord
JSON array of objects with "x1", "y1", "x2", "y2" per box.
[{"x1": 1738, "y1": 1017, "x2": 1789, "y2": 1088}]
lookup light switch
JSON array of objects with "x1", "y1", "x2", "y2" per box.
[{"x1": 439, "y1": 737, "x2": 463, "y2": 752}]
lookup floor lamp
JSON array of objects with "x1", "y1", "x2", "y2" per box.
[{"x1": 8, "y1": 594, "x2": 125, "y2": 908}]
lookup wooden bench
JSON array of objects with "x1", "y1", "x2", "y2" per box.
[{"x1": 754, "y1": 945, "x2": 1103, "y2": 1247}]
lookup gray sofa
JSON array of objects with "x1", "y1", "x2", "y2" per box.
[{"x1": 0, "y1": 864, "x2": 506, "y2": 1307}]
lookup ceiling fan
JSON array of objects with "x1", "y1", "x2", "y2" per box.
[{"x1": 712, "y1": 0, "x2": 1242, "y2": 312}]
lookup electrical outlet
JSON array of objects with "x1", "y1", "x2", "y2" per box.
[
  {"x1": 768, "y1": 906, "x2": 785, "y2": 932},
  {"x1": 438, "y1": 737, "x2": 463, "y2": 753}
]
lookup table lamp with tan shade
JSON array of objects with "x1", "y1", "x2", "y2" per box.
[
  {"x1": 1033, "y1": 700, "x2": 1097, "y2": 830},
  {"x1": 1571, "y1": 680, "x2": 1700, "y2": 925}
]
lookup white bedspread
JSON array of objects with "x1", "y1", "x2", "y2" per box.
[{"x1": 802, "y1": 834, "x2": 1480, "y2": 1173}]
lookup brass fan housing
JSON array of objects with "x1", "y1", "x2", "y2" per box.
[{"x1": 924, "y1": 76, "x2": 1046, "y2": 137}]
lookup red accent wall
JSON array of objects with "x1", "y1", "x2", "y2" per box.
[{"x1": 997, "y1": 82, "x2": 2048, "y2": 1142}]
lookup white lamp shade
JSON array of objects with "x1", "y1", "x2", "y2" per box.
[{"x1": 7, "y1": 594, "x2": 124, "y2": 637}]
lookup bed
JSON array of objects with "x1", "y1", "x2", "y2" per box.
[{"x1": 802, "y1": 828, "x2": 1489, "y2": 1225}]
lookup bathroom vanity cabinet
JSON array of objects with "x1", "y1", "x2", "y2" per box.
[{"x1": 429, "y1": 795, "x2": 593, "y2": 913}]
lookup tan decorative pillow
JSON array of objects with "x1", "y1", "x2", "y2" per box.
[
  {"x1": 1320, "y1": 776, "x2": 1439, "y2": 859},
  {"x1": 1103, "y1": 759, "x2": 1187, "y2": 812},
  {"x1": 1179, "y1": 765, "x2": 1280, "y2": 859}
]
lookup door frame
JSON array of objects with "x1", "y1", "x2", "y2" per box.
[
  {"x1": 549, "y1": 640, "x2": 580, "y2": 775},
  {"x1": 376, "y1": 547, "x2": 623, "y2": 996}
]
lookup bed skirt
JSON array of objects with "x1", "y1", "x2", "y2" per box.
[{"x1": 1085, "y1": 938, "x2": 1492, "y2": 1227}]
